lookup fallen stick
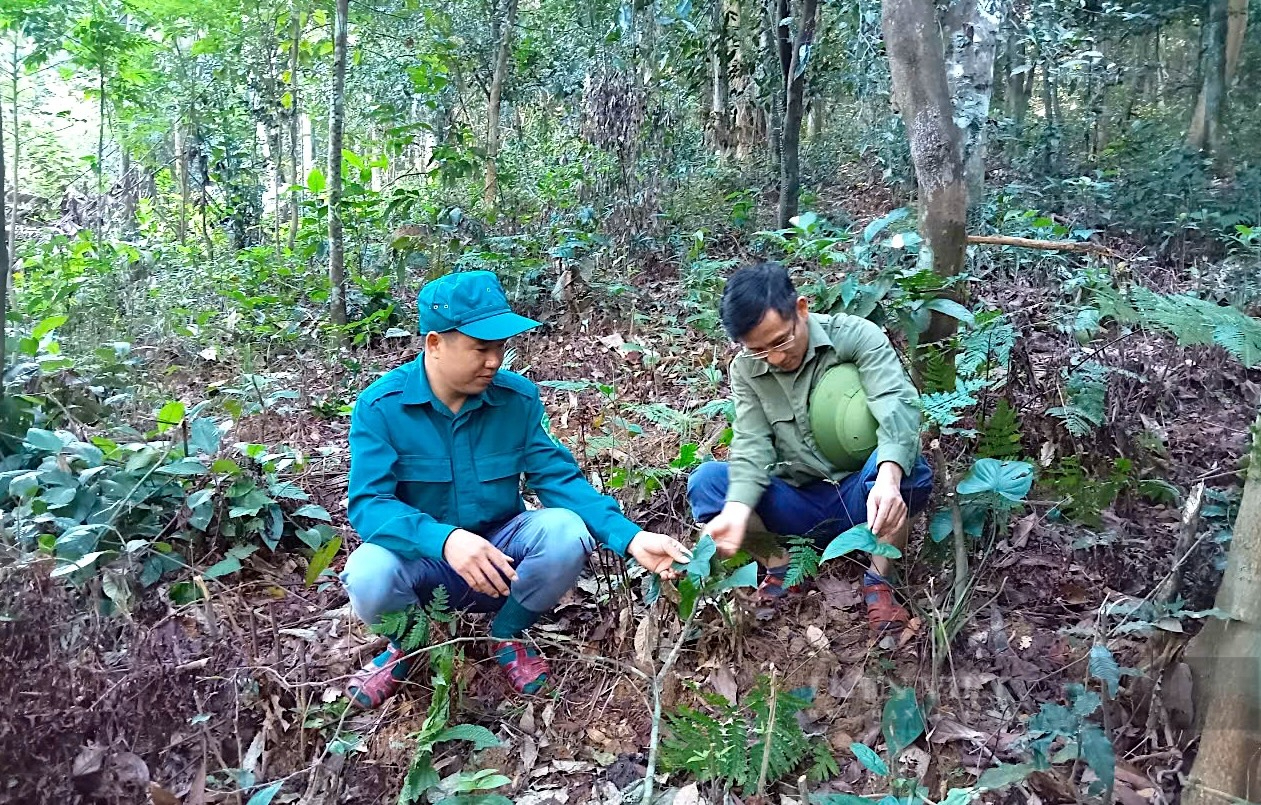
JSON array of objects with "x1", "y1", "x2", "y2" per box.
[{"x1": 966, "y1": 234, "x2": 1114, "y2": 255}]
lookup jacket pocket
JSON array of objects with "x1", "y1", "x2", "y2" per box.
[
  {"x1": 395, "y1": 456, "x2": 454, "y2": 481},
  {"x1": 475, "y1": 450, "x2": 524, "y2": 482}
]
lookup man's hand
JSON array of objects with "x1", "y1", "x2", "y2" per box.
[
  {"x1": 867, "y1": 462, "x2": 908, "y2": 540},
  {"x1": 628, "y1": 531, "x2": 693, "y2": 580},
  {"x1": 704, "y1": 501, "x2": 753, "y2": 557},
  {"x1": 443, "y1": 529, "x2": 518, "y2": 597}
]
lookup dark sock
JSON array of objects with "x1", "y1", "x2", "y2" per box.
[{"x1": 490, "y1": 595, "x2": 541, "y2": 640}]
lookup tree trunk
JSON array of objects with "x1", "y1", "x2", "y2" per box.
[
  {"x1": 1187, "y1": 0, "x2": 1228, "y2": 161},
  {"x1": 708, "y1": 0, "x2": 732, "y2": 157},
  {"x1": 882, "y1": 0, "x2": 969, "y2": 342},
  {"x1": 0, "y1": 80, "x2": 8, "y2": 383},
  {"x1": 9, "y1": 34, "x2": 18, "y2": 269},
  {"x1": 1189, "y1": 0, "x2": 1244, "y2": 167},
  {"x1": 943, "y1": 0, "x2": 1009, "y2": 198},
  {"x1": 763, "y1": 0, "x2": 790, "y2": 174},
  {"x1": 328, "y1": 0, "x2": 349, "y2": 330},
  {"x1": 1183, "y1": 413, "x2": 1261, "y2": 805},
  {"x1": 483, "y1": 0, "x2": 518, "y2": 211},
  {"x1": 288, "y1": 3, "x2": 301, "y2": 252},
  {"x1": 777, "y1": 0, "x2": 820, "y2": 228},
  {"x1": 1224, "y1": 0, "x2": 1248, "y2": 85}
]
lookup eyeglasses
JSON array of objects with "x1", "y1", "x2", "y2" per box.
[{"x1": 738, "y1": 317, "x2": 799, "y2": 360}]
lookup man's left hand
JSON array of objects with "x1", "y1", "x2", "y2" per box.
[
  {"x1": 628, "y1": 531, "x2": 693, "y2": 580},
  {"x1": 867, "y1": 463, "x2": 908, "y2": 539}
]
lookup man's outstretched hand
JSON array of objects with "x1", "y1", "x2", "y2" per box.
[
  {"x1": 628, "y1": 531, "x2": 693, "y2": 580},
  {"x1": 703, "y1": 501, "x2": 753, "y2": 557}
]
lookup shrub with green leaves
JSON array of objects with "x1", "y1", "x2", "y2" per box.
[{"x1": 661, "y1": 676, "x2": 838, "y2": 793}]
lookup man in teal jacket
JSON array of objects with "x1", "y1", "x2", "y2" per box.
[{"x1": 342, "y1": 271, "x2": 690, "y2": 707}]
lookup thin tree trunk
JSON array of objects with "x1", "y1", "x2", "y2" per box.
[
  {"x1": 9, "y1": 34, "x2": 18, "y2": 269},
  {"x1": 1189, "y1": 0, "x2": 1244, "y2": 161},
  {"x1": 175, "y1": 125, "x2": 188, "y2": 244},
  {"x1": 763, "y1": 0, "x2": 790, "y2": 174},
  {"x1": 944, "y1": 0, "x2": 1009, "y2": 198},
  {"x1": 288, "y1": 3, "x2": 301, "y2": 252},
  {"x1": 1183, "y1": 413, "x2": 1261, "y2": 805},
  {"x1": 709, "y1": 0, "x2": 732, "y2": 157},
  {"x1": 777, "y1": 0, "x2": 820, "y2": 228},
  {"x1": 882, "y1": 0, "x2": 969, "y2": 342},
  {"x1": 96, "y1": 65, "x2": 105, "y2": 241},
  {"x1": 1187, "y1": 0, "x2": 1228, "y2": 167},
  {"x1": 0, "y1": 79, "x2": 8, "y2": 383},
  {"x1": 328, "y1": 0, "x2": 349, "y2": 330},
  {"x1": 483, "y1": 0, "x2": 518, "y2": 211}
]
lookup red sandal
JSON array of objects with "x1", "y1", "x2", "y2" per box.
[
  {"x1": 347, "y1": 645, "x2": 410, "y2": 709},
  {"x1": 494, "y1": 640, "x2": 550, "y2": 695},
  {"x1": 862, "y1": 576, "x2": 910, "y2": 636}
]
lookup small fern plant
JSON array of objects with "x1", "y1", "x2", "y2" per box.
[
  {"x1": 371, "y1": 586, "x2": 454, "y2": 654},
  {"x1": 660, "y1": 676, "x2": 838, "y2": 793},
  {"x1": 783, "y1": 535, "x2": 821, "y2": 588}
]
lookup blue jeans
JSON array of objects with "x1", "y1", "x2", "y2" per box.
[
  {"x1": 340, "y1": 508, "x2": 595, "y2": 628},
  {"x1": 687, "y1": 451, "x2": 934, "y2": 547}
]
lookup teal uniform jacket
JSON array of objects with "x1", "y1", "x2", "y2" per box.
[{"x1": 347, "y1": 358, "x2": 641, "y2": 562}]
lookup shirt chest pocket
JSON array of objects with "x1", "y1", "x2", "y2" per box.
[
  {"x1": 395, "y1": 456, "x2": 453, "y2": 511},
  {"x1": 763, "y1": 399, "x2": 801, "y2": 450},
  {"x1": 474, "y1": 450, "x2": 525, "y2": 506}
]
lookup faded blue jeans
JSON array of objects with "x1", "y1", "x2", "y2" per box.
[
  {"x1": 687, "y1": 450, "x2": 934, "y2": 546},
  {"x1": 340, "y1": 508, "x2": 596, "y2": 628}
]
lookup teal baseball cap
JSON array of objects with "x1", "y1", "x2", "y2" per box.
[{"x1": 417, "y1": 271, "x2": 541, "y2": 340}]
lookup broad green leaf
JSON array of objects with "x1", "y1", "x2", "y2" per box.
[
  {"x1": 23, "y1": 428, "x2": 66, "y2": 453},
  {"x1": 939, "y1": 788, "x2": 976, "y2": 805},
  {"x1": 187, "y1": 489, "x2": 215, "y2": 509},
  {"x1": 849, "y1": 742, "x2": 888, "y2": 776},
  {"x1": 268, "y1": 481, "x2": 309, "y2": 500},
  {"x1": 157, "y1": 458, "x2": 208, "y2": 476},
  {"x1": 924, "y1": 298, "x2": 976, "y2": 326},
  {"x1": 204, "y1": 555, "x2": 242, "y2": 579},
  {"x1": 822, "y1": 524, "x2": 875, "y2": 562},
  {"x1": 9, "y1": 471, "x2": 40, "y2": 498},
  {"x1": 685, "y1": 534, "x2": 717, "y2": 580},
  {"x1": 812, "y1": 796, "x2": 876, "y2": 805},
  {"x1": 715, "y1": 561, "x2": 758, "y2": 591},
  {"x1": 1067, "y1": 683, "x2": 1102, "y2": 717},
  {"x1": 188, "y1": 418, "x2": 223, "y2": 456},
  {"x1": 976, "y1": 762, "x2": 1036, "y2": 791},
  {"x1": 293, "y1": 504, "x2": 331, "y2": 522},
  {"x1": 50, "y1": 550, "x2": 113, "y2": 578},
  {"x1": 307, "y1": 167, "x2": 326, "y2": 194},
  {"x1": 305, "y1": 536, "x2": 342, "y2": 586},
  {"x1": 33, "y1": 315, "x2": 69, "y2": 339},
  {"x1": 928, "y1": 505, "x2": 986, "y2": 543},
  {"x1": 643, "y1": 573, "x2": 661, "y2": 605},
  {"x1": 957, "y1": 459, "x2": 1034, "y2": 502},
  {"x1": 156, "y1": 401, "x2": 186, "y2": 433},
  {"x1": 245, "y1": 781, "x2": 283, "y2": 805},
  {"x1": 678, "y1": 575, "x2": 700, "y2": 621},
  {"x1": 434, "y1": 724, "x2": 501, "y2": 750},
  {"x1": 1079, "y1": 723, "x2": 1115, "y2": 792},
  {"x1": 881, "y1": 686, "x2": 925, "y2": 759},
  {"x1": 1089, "y1": 644, "x2": 1121, "y2": 698},
  {"x1": 169, "y1": 580, "x2": 204, "y2": 606}
]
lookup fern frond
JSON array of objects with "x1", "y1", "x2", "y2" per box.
[
  {"x1": 1096, "y1": 285, "x2": 1261, "y2": 367},
  {"x1": 784, "y1": 536, "x2": 821, "y2": 587},
  {"x1": 957, "y1": 314, "x2": 1016, "y2": 378},
  {"x1": 919, "y1": 377, "x2": 989, "y2": 428},
  {"x1": 1048, "y1": 360, "x2": 1107, "y2": 437},
  {"x1": 978, "y1": 398, "x2": 1023, "y2": 459},
  {"x1": 631, "y1": 403, "x2": 697, "y2": 433},
  {"x1": 426, "y1": 586, "x2": 453, "y2": 623}
]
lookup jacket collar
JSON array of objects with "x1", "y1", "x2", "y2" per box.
[
  {"x1": 400, "y1": 355, "x2": 506, "y2": 408},
  {"x1": 747, "y1": 313, "x2": 831, "y2": 377}
]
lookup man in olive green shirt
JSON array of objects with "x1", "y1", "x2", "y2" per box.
[{"x1": 688, "y1": 262, "x2": 933, "y2": 635}]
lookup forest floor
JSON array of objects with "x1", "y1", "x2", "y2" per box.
[{"x1": 2, "y1": 178, "x2": 1258, "y2": 805}]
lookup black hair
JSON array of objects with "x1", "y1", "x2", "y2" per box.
[{"x1": 719, "y1": 261, "x2": 799, "y2": 341}]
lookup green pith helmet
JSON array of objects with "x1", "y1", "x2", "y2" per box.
[{"x1": 809, "y1": 363, "x2": 879, "y2": 471}]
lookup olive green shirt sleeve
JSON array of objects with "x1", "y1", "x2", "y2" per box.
[
  {"x1": 832, "y1": 317, "x2": 921, "y2": 475},
  {"x1": 726, "y1": 364, "x2": 776, "y2": 507}
]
